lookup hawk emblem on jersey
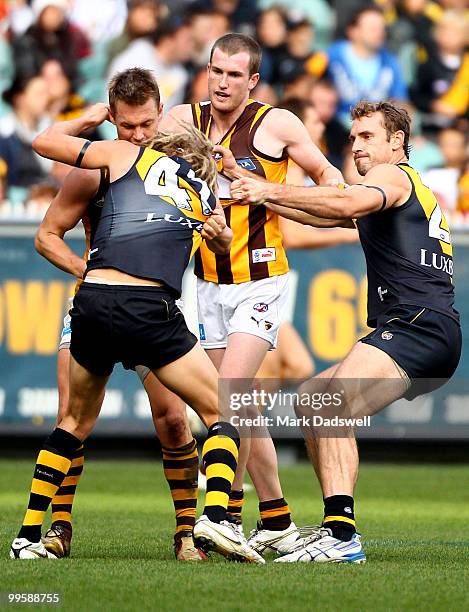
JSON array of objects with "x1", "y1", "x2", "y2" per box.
[{"x1": 236, "y1": 157, "x2": 257, "y2": 171}]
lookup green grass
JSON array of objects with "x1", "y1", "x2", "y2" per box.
[{"x1": 0, "y1": 460, "x2": 468, "y2": 611}]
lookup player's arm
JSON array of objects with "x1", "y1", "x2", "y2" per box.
[
  {"x1": 231, "y1": 164, "x2": 409, "y2": 220},
  {"x1": 264, "y1": 201, "x2": 355, "y2": 228},
  {"x1": 159, "y1": 104, "x2": 193, "y2": 132},
  {"x1": 32, "y1": 103, "x2": 137, "y2": 173},
  {"x1": 202, "y1": 201, "x2": 233, "y2": 254},
  {"x1": 259, "y1": 108, "x2": 344, "y2": 185},
  {"x1": 35, "y1": 168, "x2": 101, "y2": 278},
  {"x1": 279, "y1": 216, "x2": 358, "y2": 249}
]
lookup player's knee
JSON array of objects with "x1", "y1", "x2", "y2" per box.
[{"x1": 161, "y1": 408, "x2": 189, "y2": 441}]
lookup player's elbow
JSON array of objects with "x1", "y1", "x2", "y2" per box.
[
  {"x1": 32, "y1": 131, "x2": 51, "y2": 157},
  {"x1": 34, "y1": 227, "x2": 46, "y2": 255}
]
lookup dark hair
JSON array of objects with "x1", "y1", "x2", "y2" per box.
[
  {"x1": 108, "y1": 68, "x2": 160, "y2": 112},
  {"x1": 151, "y1": 15, "x2": 189, "y2": 46},
  {"x1": 210, "y1": 33, "x2": 261, "y2": 76},
  {"x1": 277, "y1": 97, "x2": 313, "y2": 123},
  {"x1": 348, "y1": 6, "x2": 383, "y2": 29},
  {"x1": 351, "y1": 100, "x2": 411, "y2": 157},
  {"x1": 2, "y1": 74, "x2": 40, "y2": 106}
]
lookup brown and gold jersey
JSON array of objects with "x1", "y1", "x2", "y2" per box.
[{"x1": 192, "y1": 99, "x2": 289, "y2": 284}]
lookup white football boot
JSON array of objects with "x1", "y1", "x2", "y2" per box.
[
  {"x1": 247, "y1": 521, "x2": 301, "y2": 556},
  {"x1": 193, "y1": 515, "x2": 265, "y2": 564},
  {"x1": 10, "y1": 538, "x2": 58, "y2": 559},
  {"x1": 274, "y1": 527, "x2": 366, "y2": 564}
]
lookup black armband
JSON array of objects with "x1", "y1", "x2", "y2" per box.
[
  {"x1": 74, "y1": 140, "x2": 92, "y2": 167},
  {"x1": 357, "y1": 184, "x2": 387, "y2": 211}
]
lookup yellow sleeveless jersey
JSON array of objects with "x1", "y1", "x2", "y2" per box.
[{"x1": 192, "y1": 99, "x2": 289, "y2": 284}]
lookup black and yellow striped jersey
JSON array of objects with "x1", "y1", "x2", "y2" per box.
[
  {"x1": 192, "y1": 99, "x2": 289, "y2": 284},
  {"x1": 356, "y1": 163, "x2": 458, "y2": 327},
  {"x1": 86, "y1": 147, "x2": 216, "y2": 296}
]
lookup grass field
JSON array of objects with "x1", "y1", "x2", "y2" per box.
[{"x1": 0, "y1": 459, "x2": 468, "y2": 611}]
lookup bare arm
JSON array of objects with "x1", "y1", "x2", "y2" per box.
[
  {"x1": 265, "y1": 201, "x2": 354, "y2": 228},
  {"x1": 231, "y1": 164, "x2": 410, "y2": 219},
  {"x1": 279, "y1": 216, "x2": 358, "y2": 249},
  {"x1": 159, "y1": 104, "x2": 193, "y2": 133},
  {"x1": 35, "y1": 168, "x2": 101, "y2": 278},
  {"x1": 32, "y1": 103, "x2": 138, "y2": 178},
  {"x1": 255, "y1": 108, "x2": 343, "y2": 185}
]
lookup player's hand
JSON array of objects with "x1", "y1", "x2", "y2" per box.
[
  {"x1": 213, "y1": 145, "x2": 238, "y2": 178},
  {"x1": 82, "y1": 103, "x2": 110, "y2": 128},
  {"x1": 201, "y1": 205, "x2": 227, "y2": 240},
  {"x1": 230, "y1": 177, "x2": 271, "y2": 205}
]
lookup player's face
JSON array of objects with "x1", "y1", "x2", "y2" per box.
[
  {"x1": 350, "y1": 113, "x2": 394, "y2": 176},
  {"x1": 111, "y1": 98, "x2": 162, "y2": 145},
  {"x1": 208, "y1": 48, "x2": 260, "y2": 114}
]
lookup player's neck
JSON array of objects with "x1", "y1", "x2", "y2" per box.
[{"x1": 210, "y1": 98, "x2": 249, "y2": 142}]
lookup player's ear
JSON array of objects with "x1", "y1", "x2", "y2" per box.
[
  {"x1": 248, "y1": 72, "x2": 260, "y2": 92},
  {"x1": 108, "y1": 109, "x2": 116, "y2": 126},
  {"x1": 391, "y1": 130, "x2": 404, "y2": 151}
]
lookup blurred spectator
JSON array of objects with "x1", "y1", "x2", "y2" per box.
[
  {"x1": 433, "y1": 54, "x2": 469, "y2": 120},
  {"x1": 259, "y1": 0, "x2": 335, "y2": 50},
  {"x1": 422, "y1": 126, "x2": 469, "y2": 213},
  {"x1": 277, "y1": 19, "x2": 328, "y2": 85},
  {"x1": 255, "y1": 6, "x2": 288, "y2": 84},
  {"x1": 186, "y1": 8, "x2": 230, "y2": 69},
  {"x1": 107, "y1": 0, "x2": 161, "y2": 68},
  {"x1": 108, "y1": 17, "x2": 194, "y2": 110},
  {"x1": 0, "y1": 75, "x2": 52, "y2": 200},
  {"x1": 191, "y1": 0, "x2": 257, "y2": 35},
  {"x1": 186, "y1": 67, "x2": 209, "y2": 103},
  {"x1": 70, "y1": 0, "x2": 128, "y2": 44},
  {"x1": 251, "y1": 82, "x2": 278, "y2": 106},
  {"x1": 282, "y1": 69, "x2": 314, "y2": 101},
  {"x1": 410, "y1": 10, "x2": 469, "y2": 129},
  {"x1": 12, "y1": 0, "x2": 91, "y2": 88},
  {"x1": 24, "y1": 182, "x2": 58, "y2": 218},
  {"x1": 326, "y1": 7, "x2": 408, "y2": 125},
  {"x1": 309, "y1": 78, "x2": 349, "y2": 168},
  {"x1": 457, "y1": 161, "x2": 469, "y2": 215}
]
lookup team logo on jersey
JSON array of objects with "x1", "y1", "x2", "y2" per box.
[
  {"x1": 199, "y1": 324, "x2": 206, "y2": 341},
  {"x1": 378, "y1": 286, "x2": 388, "y2": 302},
  {"x1": 381, "y1": 331, "x2": 393, "y2": 340},
  {"x1": 253, "y1": 303, "x2": 268, "y2": 313},
  {"x1": 264, "y1": 321, "x2": 273, "y2": 331},
  {"x1": 252, "y1": 248, "x2": 276, "y2": 263},
  {"x1": 236, "y1": 157, "x2": 257, "y2": 171}
]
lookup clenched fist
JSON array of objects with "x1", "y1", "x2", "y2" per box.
[
  {"x1": 201, "y1": 205, "x2": 227, "y2": 240},
  {"x1": 230, "y1": 176, "x2": 273, "y2": 205}
]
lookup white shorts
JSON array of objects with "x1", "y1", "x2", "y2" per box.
[
  {"x1": 197, "y1": 273, "x2": 290, "y2": 349},
  {"x1": 58, "y1": 297, "x2": 74, "y2": 351}
]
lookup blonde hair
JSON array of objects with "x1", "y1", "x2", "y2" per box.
[{"x1": 147, "y1": 123, "x2": 217, "y2": 193}]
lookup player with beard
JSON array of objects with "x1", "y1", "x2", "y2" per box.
[{"x1": 231, "y1": 101, "x2": 461, "y2": 563}]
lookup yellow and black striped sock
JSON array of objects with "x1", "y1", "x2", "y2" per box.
[
  {"x1": 202, "y1": 422, "x2": 239, "y2": 523},
  {"x1": 18, "y1": 428, "x2": 82, "y2": 542},
  {"x1": 51, "y1": 444, "x2": 84, "y2": 526},
  {"x1": 227, "y1": 489, "x2": 244, "y2": 523},
  {"x1": 162, "y1": 439, "x2": 198, "y2": 538},
  {"x1": 259, "y1": 497, "x2": 291, "y2": 531},
  {"x1": 323, "y1": 495, "x2": 356, "y2": 541}
]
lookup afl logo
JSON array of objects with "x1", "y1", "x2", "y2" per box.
[
  {"x1": 253, "y1": 302, "x2": 268, "y2": 313},
  {"x1": 381, "y1": 331, "x2": 393, "y2": 340}
]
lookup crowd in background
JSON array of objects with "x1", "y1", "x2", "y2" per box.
[{"x1": 0, "y1": 0, "x2": 467, "y2": 225}]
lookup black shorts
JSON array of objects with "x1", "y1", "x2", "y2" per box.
[
  {"x1": 70, "y1": 283, "x2": 197, "y2": 377},
  {"x1": 360, "y1": 304, "x2": 461, "y2": 399}
]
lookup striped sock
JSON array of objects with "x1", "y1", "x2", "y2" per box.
[
  {"x1": 259, "y1": 497, "x2": 291, "y2": 531},
  {"x1": 323, "y1": 495, "x2": 356, "y2": 541},
  {"x1": 18, "y1": 428, "x2": 82, "y2": 543},
  {"x1": 202, "y1": 422, "x2": 239, "y2": 523},
  {"x1": 51, "y1": 444, "x2": 84, "y2": 525},
  {"x1": 162, "y1": 439, "x2": 199, "y2": 537},
  {"x1": 227, "y1": 489, "x2": 244, "y2": 523}
]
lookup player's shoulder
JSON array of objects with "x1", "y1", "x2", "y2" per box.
[
  {"x1": 364, "y1": 163, "x2": 409, "y2": 184},
  {"x1": 167, "y1": 103, "x2": 193, "y2": 120},
  {"x1": 259, "y1": 107, "x2": 304, "y2": 133}
]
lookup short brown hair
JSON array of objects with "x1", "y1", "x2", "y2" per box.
[
  {"x1": 210, "y1": 33, "x2": 261, "y2": 76},
  {"x1": 351, "y1": 101, "x2": 411, "y2": 157},
  {"x1": 108, "y1": 68, "x2": 160, "y2": 112}
]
